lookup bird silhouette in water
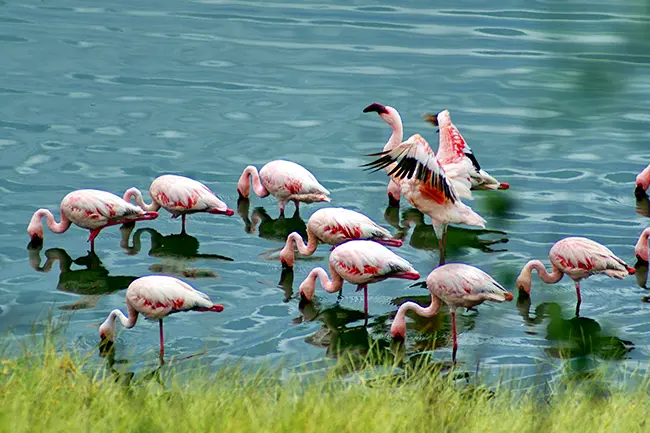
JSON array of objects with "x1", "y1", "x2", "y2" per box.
[
  {"x1": 27, "y1": 243, "x2": 137, "y2": 310},
  {"x1": 120, "y1": 223, "x2": 232, "y2": 278},
  {"x1": 237, "y1": 197, "x2": 308, "y2": 241}
]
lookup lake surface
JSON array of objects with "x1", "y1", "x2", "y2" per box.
[{"x1": 2, "y1": 0, "x2": 650, "y2": 388}]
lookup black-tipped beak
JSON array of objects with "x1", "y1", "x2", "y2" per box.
[
  {"x1": 27, "y1": 235, "x2": 43, "y2": 250},
  {"x1": 391, "y1": 333, "x2": 405, "y2": 343},
  {"x1": 363, "y1": 102, "x2": 388, "y2": 115},
  {"x1": 98, "y1": 338, "x2": 114, "y2": 358},
  {"x1": 422, "y1": 112, "x2": 439, "y2": 126},
  {"x1": 635, "y1": 184, "x2": 647, "y2": 199}
]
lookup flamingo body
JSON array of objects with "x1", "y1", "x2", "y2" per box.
[
  {"x1": 279, "y1": 207, "x2": 402, "y2": 267},
  {"x1": 299, "y1": 240, "x2": 419, "y2": 316},
  {"x1": 99, "y1": 275, "x2": 224, "y2": 362},
  {"x1": 27, "y1": 189, "x2": 158, "y2": 251},
  {"x1": 123, "y1": 175, "x2": 234, "y2": 232},
  {"x1": 364, "y1": 133, "x2": 485, "y2": 265},
  {"x1": 237, "y1": 160, "x2": 330, "y2": 215},
  {"x1": 516, "y1": 237, "x2": 635, "y2": 315},
  {"x1": 391, "y1": 263, "x2": 512, "y2": 363},
  {"x1": 636, "y1": 164, "x2": 650, "y2": 195}
]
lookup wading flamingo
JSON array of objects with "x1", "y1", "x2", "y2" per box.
[
  {"x1": 123, "y1": 175, "x2": 234, "y2": 233},
  {"x1": 237, "y1": 160, "x2": 330, "y2": 216},
  {"x1": 423, "y1": 110, "x2": 509, "y2": 191},
  {"x1": 99, "y1": 275, "x2": 224, "y2": 363},
  {"x1": 363, "y1": 133, "x2": 485, "y2": 266},
  {"x1": 279, "y1": 207, "x2": 402, "y2": 268},
  {"x1": 299, "y1": 240, "x2": 419, "y2": 318},
  {"x1": 516, "y1": 237, "x2": 636, "y2": 316},
  {"x1": 635, "y1": 228, "x2": 650, "y2": 262},
  {"x1": 27, "y1": 189, "x2": 158, "y2": 252},
  {"x1": 391, "y1": 263, "x2": 512, "y2": 363},
  {"x1": 636, "y1": 164, "x2": 650, "y2": 196}
]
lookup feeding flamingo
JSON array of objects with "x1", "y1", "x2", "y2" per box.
[
  {"x1": 363, "y1": 133, "x2": 485, "y2": 266},
  {"x1": 422, "y1": 110, "x2": 509, "y2": 191},
  {"x1": 27, "y1": 189, "x2": 159, "y2": 252},
  {"x1": 279, "y1": 207, "x2": 402, "y2": 268},
  {"x1": 635, "y1": 228, "x2": 650, "y2": 262},
  {"x1": 98, "y1": 275, "x2": 224, "y2": 363},
  {"x1": 516, "y1": 237, "x2": 636, "y2": 316},
  {"x1": 636, "y1": 164, "x2": 650, "y2": 196},
  {"x1": 237, "y1": 160, "x2": 330, "y2": 216},
  {"x1": 298, "y1": 240, "x2": 419, "y2": 318},
  {"x1": 391, "y1": 263, "x2": 512, "y2": 363},
  {"x1": 123, "y1": 174, "x2": 234, "y2": 233}
]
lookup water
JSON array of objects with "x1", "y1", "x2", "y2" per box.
[{"x1": 2, "y1": 0, "x2": 650, "y2": 388}]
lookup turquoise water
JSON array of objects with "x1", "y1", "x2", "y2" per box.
[{"x1": 2, "y1": 0, "x2": 650, "y2": 387}]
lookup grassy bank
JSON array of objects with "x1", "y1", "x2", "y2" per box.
[{"x1": 0, "y1": 338, "x2": 648, "y2": 433}]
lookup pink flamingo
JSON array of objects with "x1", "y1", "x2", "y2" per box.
[
  {"x1": 635, "y1": 228, "x2": 650, "y2": 262},
  {"x1": 123, "y1": 174, "x2": 234, "y2": 233},
  {"x1": 237, "y1": 160, "x2": 330, "y2": 216},
  {"x1": 391, "y1": 263, "x2": 512, "y2": 363},
  {"x1": 423, "y1": 110, "x2": 509, "y2": 191},
  {"x1": 636, "y1": 164, "x2": 650, "y2": 195},
  {"x1": 279, "y1": 207, "x2": 402, "y2": 268},
  {"x1": 364, "y1": 133, "x2": 485, "y2": 266},
  {"x1": 516, "y1": 237, "x2": 636, "y2": 315},
  {"x1": 299, "y1": 240, "x2": 420, "y2": 317},
  {"x1": 99, "y1": 275, "x2": 224, "y2": 363},
  {"x1": 27, "y1": 189, "x2": 159, "y2": 252}
]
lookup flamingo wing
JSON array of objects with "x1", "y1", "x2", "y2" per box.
[
  {"x1": 151, "y1": 175, "x2": 227, "y2": 213},
  {"x1": 424, "y1": 110, "x2": 480, "y2": 171},
  {"x1": 363, "y1": 134, "x2": 459, "y2": 204},
  {"x1": 333, "y1": 240, "x2": 414, "y2": 281},
  {"x1": 431, "y1": 264, "x2": 511, "y2": 302},
  {"x1": 127, "y1": 275, "x2": 213, "y2": 318},
  {"x1": 552, "y1": 237, "x2": 631, "y2": 275},
  {"x1": 64, "y1": 190, "x2": 144, "y2": 225},
  {"x1": 322, "y1": 208, "x2": 391, "y2": 242}
]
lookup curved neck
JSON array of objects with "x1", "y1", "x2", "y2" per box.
[
  {"x1": 291, "y1": 229, "x2": 319, "y2": 255},
  {"x1": 238, "y1": 166, "x2": 269, "y2": 198},
  {"x1": 103, "y1": 304, "x2": 139, "y2": 334},
  {"x1": 31, "y1": 209, "x2": 72, "y2": 234},
  {"x1": 311, "y1": 267, "x2": 344, "y2": 294},
  {"x1": 525, "y1": 260, "x2": 564, "y2": 284},
  {"x1": 396, "y1": 295, "x2": 442, "y2": 323},
  {"x1": 28, "y1": 248, "x2": 71, "y2": 273},
  {"x1": 384, "y1": 111, "x2": 403, "y2": 151},
  {"x1": 123, "y1": 187, "x2": 159, "y2": 212}
]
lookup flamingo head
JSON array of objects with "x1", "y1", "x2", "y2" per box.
[
  {"x1": 27, "y1": 211, "x2": 45, "y2": 243},
  {"x1": 363, "y1": 102, "x2": 399, "y2": 126},
  {"x1": 298, "y1": 278, "x2": 316, "y2": 302},
  {"x1": 635, "y1": 229, "x2": 650, "y2": 262},
  {"x1": 636, "y1": 173, "x2": 650, "y2": 194},
  {"x1": 236, "y1": 166, "x2": 256, "y2": 199},
  {"x1": 515, "y1": 271, "x2": 532, "y2": 295},
  {"x1": 279, "y1": 244, "x2": 295, "y2": 268},
  {"x1": 390, "y1": 315, "x2": 407, "y2": 340},
  {"x1": 98, "y1": 315, "x2": 116, "y2": 343}
]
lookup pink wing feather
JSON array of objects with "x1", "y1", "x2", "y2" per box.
[
  {"x1": 126, "y1": 275, "x2": 214, "y2": 319},
  {"x1": 151, "y1": 175, "x2": 228, "y2": 213},
  {"x1": 428, "y1": 264, "x2": 511, "y2": 302},
  {"x1": 550, "y1": 237, "x2": 632, "y2": 276}
]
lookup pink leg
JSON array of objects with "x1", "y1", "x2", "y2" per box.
[
  {"x1": 88, "y1": 229, "x2": 101, "y2": 252},
  {"x1": 451, "y1": 310, "x2": 458, "y2": 364},
  {"x1": 159, "y1": 319, "x2": 165, "y2": 363},
  {"x1": 574, "y1": 281, "x2": 582, "y2": 316}
]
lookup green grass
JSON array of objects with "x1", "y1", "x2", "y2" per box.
[{"x1": 0, "y1": 334, "x2": 649, "y2": 433}]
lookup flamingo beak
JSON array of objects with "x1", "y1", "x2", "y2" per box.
[
  {"x1": 635, "y1": 184, "x2": 647, "y2": 198},
  {"x1": 27, "y1": 234, "x2": 43, "y2": 249},
  {"x1": 422, "y1": 112, "x2": 439, "y2": 127},
  {"x1": 210, "y1": 208, "x2": 235, "y2": 216},
  {"x1": 98, "y1": 337, "x2": 114, "y2": 358},
  {"x1": 363, "y1": 102, "x2": 389, "y2": 115}
]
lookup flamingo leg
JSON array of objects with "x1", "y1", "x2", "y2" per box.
[
  {"x1": 362, "y1": 284, "x2": 368, "y2": 318},
  {"x1": 451, "y1": 310, "x2": 458, "y2": 364},
  {"x1": 88, "y1": 229, "x2": 101, "y2": 252},
  {"x1": 439, "y1": 229, "x2": 447, "y2": 266},
  {"x1": 294, "y1": 200, "x2": 300, "y2": 214},
  {"x1": 181, "y1": 215, "x2": 186, "y2": 234},
  {"x1": 159, "y1": 319, "x2": 165, "y2": 363},
  {"x1": 574, "y1": 281, "x2": 582, "y2": 317}
]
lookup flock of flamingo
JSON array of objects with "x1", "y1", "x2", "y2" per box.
[{"x1": 26, "y1": 102, "x2": 650, "y2": 364}]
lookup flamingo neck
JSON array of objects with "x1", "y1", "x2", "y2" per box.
[
  {"x1": 525, "y1": 260, "x2": 564, "y2": 284},
  {"x1": 123, "y1": 187, "x2": 160, "y2": 212},
  {"x1": 635, "y1": 228, "x2": 650, "y2": 261},
  {"x1": 280, "y1": 229, "x2": 319, "y2": 267},
  {"x1": 28, "y1": 209, "x2": 72, "y2": 237},
  {"x1": 100, "y1": 304, "x2": 139, "y2": 340},
  {"x1": 301, "y1": 267, "x2": 344, "y2": 300},
  {"x1": 392, "y1": 295, "x2": 442, "y2": 337},
  {"x1": 383, "y1": 110, "x2": 403, "y2": 151},
  {"x1": 237, "y1": 166, "x2": 269, "y2": 198}
]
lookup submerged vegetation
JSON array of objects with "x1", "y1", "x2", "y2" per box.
[{"x1": 1, "y1": 329, "x2": 649, "y2": 433}]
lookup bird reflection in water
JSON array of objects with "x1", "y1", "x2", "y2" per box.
[
  {"x1": 517, "y1": 294, "x2": 634, "y2": 363},
  {"x1": 635, "y1": 258, "x2": 648, "y2": 291},
  {"x1": 27, "y1": 244, "x2": 137, "y2": 310},
  {"x1": 120, "y1": 223, "x2": 233, "y2": 278},
  {"x1": 237, "y1": 197, "x2": 307, "y2": 241},
  {"x1": 635, "y1": 188, "x2": 650, "y2": 218},
  {"x1": 384, "y1": 206, "x2": 509, "y2": 259}
]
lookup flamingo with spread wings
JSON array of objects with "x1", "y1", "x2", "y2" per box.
[
  {"x1": 99, "y1": 275, "x2": 225, "y2": 363},
  {"x1": 279, "y1": 207, "x2": 402, "y2": 268},
  {"x1": 517, "y1": 237, "x2": 636, "y2": 316},
  {"x1": 123, "y1": 174, "x2": 234, "y2": 233},
  {"x1": 391, "y1": 263, "x2": 512, "y2": 363},
  {"x1": 27, "y1": 189, "x2": 159, "y2": 252},
  {"x1": 237, "y1": 159, "x2": 330, "y2": 216},
  {"x1": 363, "y1": 133, "x2": 485, "y2": 266},
  {"x1": 299, "y1": 240, "x2": 419, "y2": 318}
]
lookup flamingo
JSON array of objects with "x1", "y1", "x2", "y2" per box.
[
  {"x1": 298, "y1": 240, "x2": 420, "y2": 317},
  {"x1": 635, "y1": 228, "x2": 650, "y2": 262},
  {"x1": 363, "y1": 133, "x2": 485, "y2": 266},
  {"x1": 279, "y1": 207, "x2": 403, "y2": 268},
  {"x1": 391, "y1": 263, "x2": 512, "y2": 363},
  {"x1": 27, "y1": 189, "x2": 159, "y2": 252},
  {"x1": 98, "y1": 275, "x2": 224, "y2": 363},
  {"x1": 237, "y1": 160, "x2": 330, "y2": 216},
  {"x1": 422, "y1": 110, "x2": 509, "y2": 191},
  {"x1": 636, "y1": 164, "x2": 650, "y2": 196},
  {"x1": 123, "y1": 174, "x2": 234, "y2": 233},
  {"x1": 516, "y1": 237, "x2": 636, "y2": 316}
]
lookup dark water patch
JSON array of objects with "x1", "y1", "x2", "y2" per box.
[
  {"x1": 0, "y1": 16, "x2": 31, "y2": 24},
  {"x1": 178, "y1": 12, "x2": 300, "y2": 25},
  {"x1": 474, "y1": 50, "x2": 547, "y2": 57},
  {"x1": 354, "y1": 6, "x2": 400, "y2": 12},
  {"x1": 545, "y1": 215, "x2": 639, "y2": 227},
  {"x1": 0, "y1": 35, "x2": 28, "y2": 42},
  {"x1": 310, "y1": 19, "x2": 412, "y2": 30},
  {"x1": 443, "y1": 9, "x2": 617, "y2": 22},
  {"x1": 475, "y1": 27, "x2": 527, "y2": 37},
  {"x1": 0, "y1": 120, "x2": 49, "y2": 133},
  {"x1": 0, "y1": 87, "x2": 27, "y2": 95}
]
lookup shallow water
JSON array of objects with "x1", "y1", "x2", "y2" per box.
[{"x1": 2, "y1": 0, "x2": 650, "y2": 387}]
